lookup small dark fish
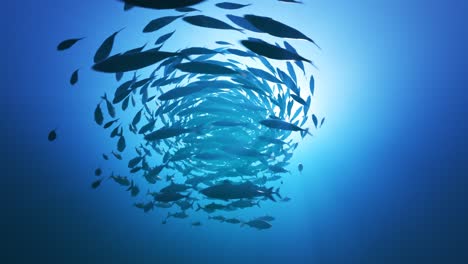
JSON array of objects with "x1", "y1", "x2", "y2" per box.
[
  {"x1": 102, "y1": 94, "x2": 116, "y2": 118},
  {"x1": 128, "y1": 156, "x2": 143, "y2": 168},
  {"x1": 244, "y1": 15, "x2": 319, "y2": 47},
  {"x1": 102, "y1": 154, "x2": 109, "y2": 160},
  {"x1": 216, "y1": 41, "x2": 232, "y2": 45},
  {"x1": 111, "y1": 175, "x2": 131, "y2": 186},
  {"x1": 94, "y1": 28, "x2": 125, "y2": 63},
  {"x1": 183, "y1": 15, "x2": 243, "y2": 32},
  {"x1": 208, "y1": 215, "x2": 226, "y2": 222},
  {"x1": 138, "y1": 119, "x2": 156, "y2": 134},
  {"x1": 191, "y1": 221, "x2": 202, "y2": 226},
  {"x1": 298, "y1": 163, "x2": 303, "y2": 173},
  {"x1": 92, "y1": 48, "x2": 178, "y2": 73},
  {"x1": 112, "y1": 151, "x2": 123, "y2": 160},
  {"x1": 103, "y1": 119, "x2": 119, "y2": 129},
  {"x1": 312, "y1": 114, "x2": 318, "y2": 128},
  {"x1": 48, "y1": 129, "x2": 57, "y2": 141},
  {"x1": 70, "y1": 69, "x2": 79, "y2": 85},
  {"x1": 278, "y1": 0, "x2": 303, "y2": 3},
  {"x1": 155, "y1": 30, "x2": 176, "y2": 45},
  {"x1": 215, "y1": 2, "x2": 251, "y2": 10},
  {"x1": 175, "y1": 7, "x2": 200, "y2": 12},
  {"x1": 143, "y1": 15, "x2": 184, "y2": 33},
  {"x1": 255, "y1": 215, "x2": 275, "y2": 222},
  {"x1": 117, "y1": 135, "x2": 126, "y2": 152},
  {"x1": 290, "y1": 94, "x2": 307, "y2": 106},
  {"x1": 120, "y1": 0, "x2": 206, "y2": 10},
  {"x1": 95, "y1": 168, "x2": 102, "y2": 176},
  {"x1": 309, "y1": 74, "x2": 315, "y2": 96},
  {"x1": 320, "y1": 117, "x2": 325, "y2": 128},
  {"x1": 110, "y1": 125, "x2": 120, "y2": 138},
  {"x1": 241, "y1": 38, "x2": 311, "y2": 63},
  {"x1": 57, "y1": 37, "x2": 84, "y2": 51},
  {"x1": 94, "y1": 103, "x2": 104, "y2": 126},
  {"x1": 91, "y1": 178, "x2": 104, "y2": 189},
  {"x1": 132, "y1": 109, "x2": 143, "y2": 126},
  {"x1": 242, "y1": 219, "x2": 272, "y2": 230},
  {"x1": 130, "y1": 167, "x2": 142, "y2": 173},
  {"x1": 176, "y1": 62, "x2": 237, "y2": 75},
  {"x1": 260, "y1": 119, "x2": 309, "y2": 134},
  {"x1": 225, "y1": 218, "x2": 241, "y2": 224}
]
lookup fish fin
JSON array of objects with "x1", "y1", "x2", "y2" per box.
[
  {"x1": 196, "y1": 203, "x2": 202, "y2": 212},
  {"x1": 275, "y1": 188, "x2": 282, "y2": 199}
]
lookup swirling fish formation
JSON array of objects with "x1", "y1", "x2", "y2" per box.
[{"x1": 55, "y1": 0, "x2": 324, "y2": 230}]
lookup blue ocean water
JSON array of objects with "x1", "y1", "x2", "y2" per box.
[{"x1": 2, "y1": 0, "x2": 468, "y2": 263}]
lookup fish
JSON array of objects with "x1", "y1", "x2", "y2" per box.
[
  {"x1": 154, "y1": 192, "x2": 190, "y2": 202},
  {"x1": 255, "y1": 215, "x2": 275, "y2": 222},
  {"x1": 144, "y1": 126, "x2": 198, "y2": 141},
  {"x1": 242, "y1": 219, "x2": 272, "y2": 230},
  {"x1": 208, "y1": 215, "x2": 226, "y2": 222},
  {"x1": 161, "y1": 182, "x2": 191, "y2": 193},
  {"x1": 309, "y1": 74, "x2": 315, "y2": 96},
  {"x1": 120, "y1": 0, "x2": 206, "y2": 10},
  {"x1": 225, "y1": 218, "x2": 241, "y2": 224},
  {"x1": 183, "y1": 15, "x2": 243, "y2": 32},
  {"x1": 260, "y1": 119, "x2": 310, "y2": 135},
  {"x1": 117, "y1": 135, "x2": 126, "y2": 152},
  {"x1": 94, "y1": 103, "x2": 104, "y2": 125},
  {"x1": 155, "y1": 30, "x2": 176, "y2": 45},
  {"x1": 48, "y1": 129, "x2": 57, "y2": 141},
  {"x1": 70, "y1": 69, "x2": 79, "y2": 85},
  {"x1": 102, "y1": 94, "x2": 116, "y2": 118},
  {"x1": 298, "y1": 163, "x2": 303, "y2": 173},
  {"x1": 312, "y1": 114, "x2": 318, "y2": 128},
  {"x1": 111, "y1": 175, "x2": 131, "y2": 186},
  {"x1": 191, "y1": 221, "x2": 202, "y2": 226},
  {"x1": 128, "y1": 156, "x2": 143, "y2": 168},
  {"x1": 175, "y1": 62, "x2": 237, "y2": 75},
  {"x1": 91, "y1": 179, "x2": 104, "y2": 189},
  {"x1": 175, "y1": 7, "x2": 200, "y2": 12},
  {"x1": 92, "y1": 48, "x2": 179, "y2": 73},
  {"x1": 111, "y1": 151, "x2": 123, "y2": 160},
  {"x1": 244, "y1": 15, "x2": 319, "y2": 47},
  {"x1": 57, "y1": 37, "x2": 84, "y2": 51},
  {"x1": 241, "y1": 38, "x2": 311, "y2": 63},
  {"x1": 143, "y1": 15, "x2": 184, "y2": 33},
  {"x1": 176, "y1": 200, "x2": 194, "y2": 210},
  {"x1": 215, "y1": 3, "x2": 251, "y2": 10},
  {"x1": 167, "y1": 211, "x2": 189, "y2": 219},
  {"x1": 228, "y1": 199, "x2": 260, "y2": 209},
  {"x1": 278, "y1": 0, "x2": 303, "y2": 3},
  {"x1": 196, "y1": 202, "x2": 226, "y2": 213},
  {"x1": 103, "y1": 119, "x2": 119, "y2": 129},
  {"x1": 94, "y1": 168, "x2": 102, "y2": 176},
  {"x1": 200, "y1": 181, "x2": 281, "y2": 201},
  {"x1": 94, "y1": 28, "x2": 124, "y2": 63}
]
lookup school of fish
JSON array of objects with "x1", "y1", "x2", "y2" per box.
[{"x1": 54, "y1": 0, "x2": 323, "y2": 230}]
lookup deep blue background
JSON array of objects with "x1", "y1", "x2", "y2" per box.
[{"x1": 2, "y1": 0, "x2": 468, "y2": 263}]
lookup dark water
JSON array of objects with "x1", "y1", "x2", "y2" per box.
[{"x1": 2, "y1": 0, "x2": 468, "y2": 263}]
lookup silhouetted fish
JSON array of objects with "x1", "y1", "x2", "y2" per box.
[
  {"x1": 241, "y1": 38, "x2": 311, "y2": 63},
  {"x1": 183, "y1": 15, "x2": 243, "y2": 32},
  {"x1": 57, "y1": 37, "x2": 84, "y2": 51},
  {"x1": 120, "y1": 0, "x2": 206, "y2": 10}
]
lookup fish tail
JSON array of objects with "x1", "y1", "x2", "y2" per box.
[
  {"x1": 196, "y1": 203, "x2": 202, "y2": 212},
  {"x1": 275, "y1": 188, "x2": 282, "y2": 199}
]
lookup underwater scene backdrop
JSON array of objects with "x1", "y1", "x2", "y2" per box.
[{"x1": 2, "y1": 0, "x2": 468, "y2": 263}]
